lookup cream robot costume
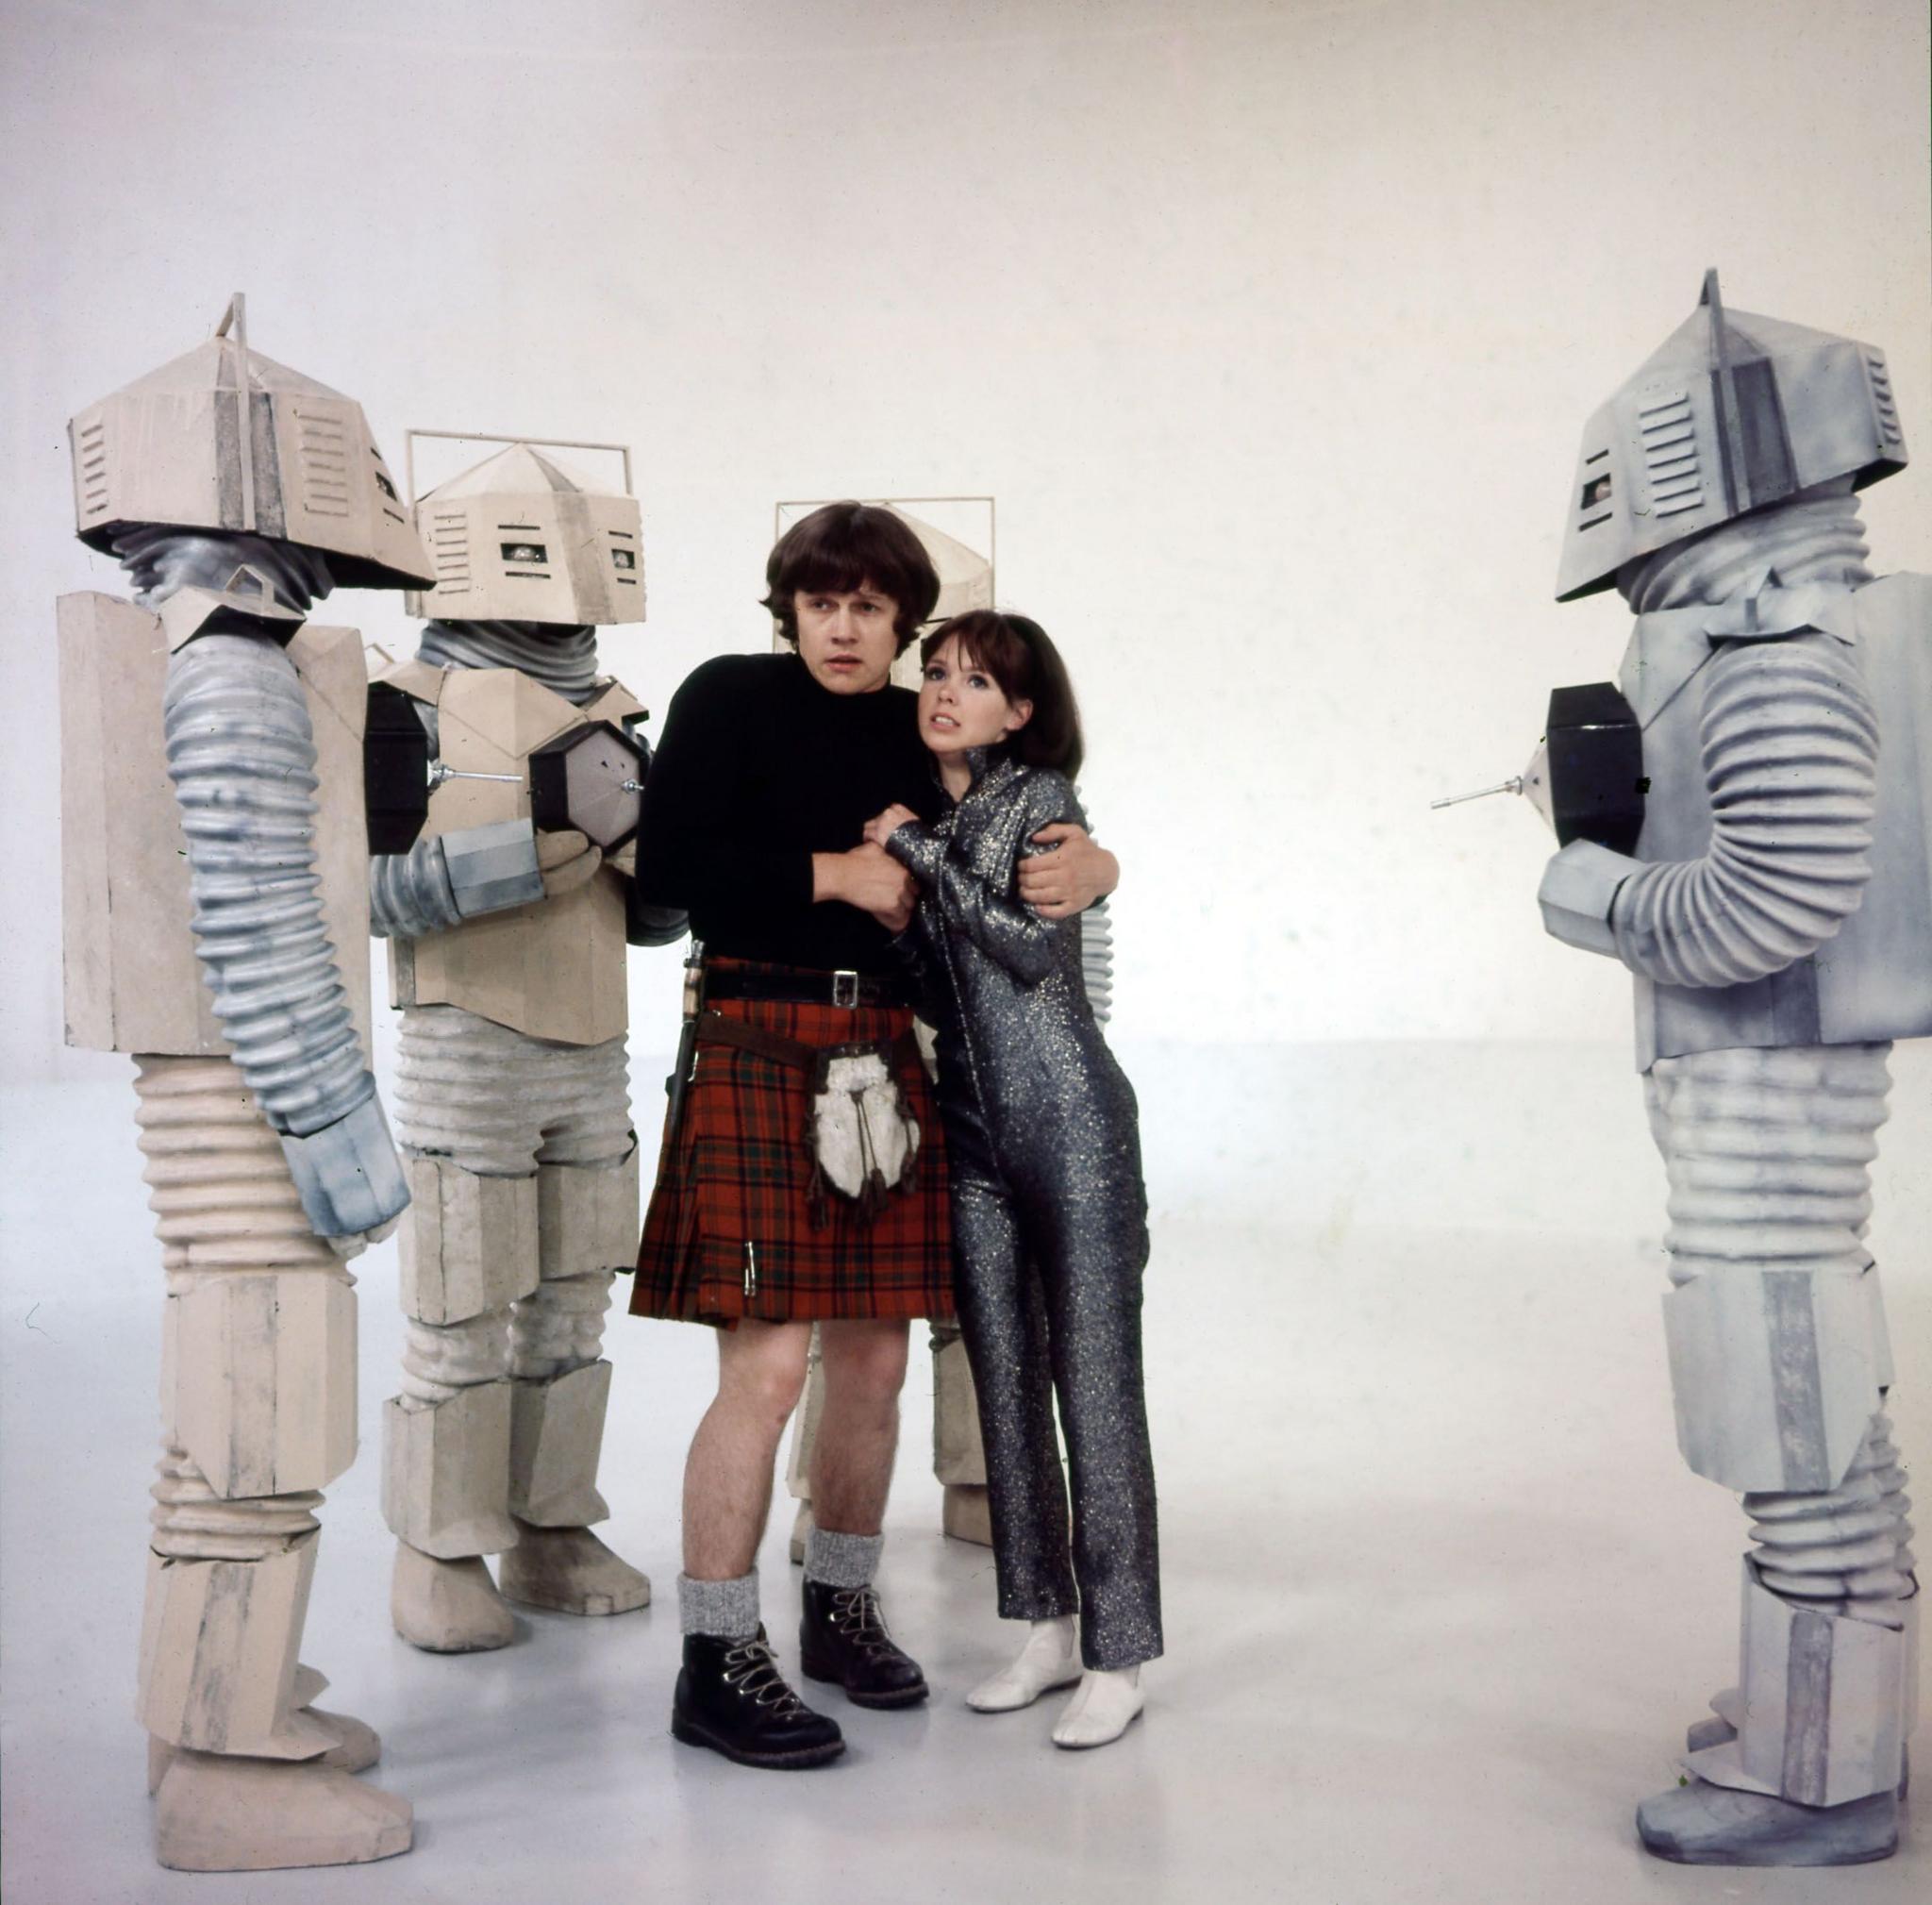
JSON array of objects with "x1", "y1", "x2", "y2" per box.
[
  {"x1": 1539, "y1": 275, "x2": 1924, "y2": 1866},
  {"x1": 59, "y1": 298, "x2": 425, "y2": 1872},
  {"x1": 365, "y1": 438, "x2": 685, "y2": 1652}
]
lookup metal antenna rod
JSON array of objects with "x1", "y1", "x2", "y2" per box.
[{"x1": 1430, "y1": 777, "x2": 1524, "y2": 810}]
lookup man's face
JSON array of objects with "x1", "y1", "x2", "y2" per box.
[{"x1": 794, "y1": 584, "x2": 900, "y2": 694}]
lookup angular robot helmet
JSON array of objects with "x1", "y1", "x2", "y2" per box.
[
  {"x1": 67, "y1": 293, "x2": 434, "y2": 592},
  {"x1": 404, "y1": 435, "x2": 643, "y2": 627},
  {"x1": 1555, "y1": 270, "x2": 1907, "y2": 603}
]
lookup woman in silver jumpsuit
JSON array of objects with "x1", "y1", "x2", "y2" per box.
[{"x1": 866, "y1": 610, "x2": 1160, "y2": 1749}]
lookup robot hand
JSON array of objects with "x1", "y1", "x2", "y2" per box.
[
  {"x1": 537, "y1": 827, "x2": 605, "y2": 899},
  {"x1": 277, "y1": 1091, "x2": 411, "y2": 1251}
]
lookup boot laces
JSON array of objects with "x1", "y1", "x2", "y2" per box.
[
  {"x1": 831, "y1": 1585, "x2": 892, "y2": 1652},
  {"x1": 721, "y1": 1636, "x2": 808, "y2": 1714}
]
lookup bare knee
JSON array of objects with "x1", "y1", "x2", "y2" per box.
[
  {"x1": 714, "y1": 1322, "x2": 810, "y2": 1433},
  {"x1": 821, "y1": 1320, "x2": 910, "y2": 1413}
]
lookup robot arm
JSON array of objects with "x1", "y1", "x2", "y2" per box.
[
  {"x1": 165, "y1": 628, "x2": 408, "y2": 1241},
  {"x1": 370, "y1": 835, "x2": 465, "y2": 938},
  {"x1": 1540, "y1": 632, "x2": 1879, "y2": 982}
]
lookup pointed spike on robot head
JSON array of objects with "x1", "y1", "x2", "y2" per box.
[
  {"x1": 1554, "y1": 273, "x2": 1907, "y2": 603},
  {"x1": 64, "y1": 295, "x2": 435, "y2": 593},
  {"x1": 405, "y1": 435, "x2": 644, "y2": 628}
]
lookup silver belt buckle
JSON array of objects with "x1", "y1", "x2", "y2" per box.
[{"x1": 831, "y1": 969, "x2": 860, "y2": 1009}]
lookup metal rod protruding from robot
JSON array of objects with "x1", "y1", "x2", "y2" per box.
[
  {"x1": 1430, "y1": 777, "x2": 1524, "y2": 810},
  {"x1": 428, "y1": 763, "x2": 523, "y2": 789}
]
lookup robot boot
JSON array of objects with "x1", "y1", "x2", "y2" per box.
[
  {"x1": 1643, "y1": 1413, "x2": 1919, "y2": 1864},
  {"x1": 498, "y1": 1158, "x2": 648, "y2": 1615},
  {"x1": 383, "y1": 1150, "x2": 531, "y2": 1649}
]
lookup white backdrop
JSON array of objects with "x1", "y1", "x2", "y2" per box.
[{"x1": 2, "y1": 0, "x2": 1927, "y2": 1081}]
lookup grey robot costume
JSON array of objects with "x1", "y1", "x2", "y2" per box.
[{"x1": 887, "y1": 749, "x2": 1161, "y2": 1672}]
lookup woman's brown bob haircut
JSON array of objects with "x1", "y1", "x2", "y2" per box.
[
  {"x1": 921, "y1": 610, "x2": 1084, "y2": 781},
  {"x1": 762, "y1": 502, "x2": 941, "y2": 653}
]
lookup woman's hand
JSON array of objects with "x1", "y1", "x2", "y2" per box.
[{"x1": 861, "y1": 803, "x2": 920, "y2": 848}]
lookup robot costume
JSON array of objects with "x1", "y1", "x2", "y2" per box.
[
  {"x1": 1538, "y1": 275, "x2": 1923, "y2": 1866},
  {"x1": 366, "y1": 439, "x2": 685, "y2": 1653},
  {"x1": 888, "y1": 751, "x2": 1160, "y2": 1672},
  {"x1": 59, "y1": 297, "x2": 424, "y2": 1871}
]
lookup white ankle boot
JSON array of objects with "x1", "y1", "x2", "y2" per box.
[
  {"x1": 966, "y1": 1616, "x2": 1080, "y2": 1713},
  {"x1": 1051, "y1": 1666, "x2": 1144, "y2": 1749}
]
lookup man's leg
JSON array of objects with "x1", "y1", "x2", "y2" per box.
[
  {"x1": 810, "y1": 1319, "x2": 909, "y2": 1536},
  {"x1": 798, "y1": 1319, "x2": 928, "y2": 1707},
  {"x1": 684, "y1": 1320, "x2": 813, "y2": 1582},
  {"x1": 672, "y1": 1321, "x2": 844, "y2": 1768}
]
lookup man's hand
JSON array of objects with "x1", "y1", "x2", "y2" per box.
[
  {"x1": 538, "y1": 827, "x2": 604, "y2": 899},
  {"x1": 814, "y1": 843, "x2": 915, "y2": 932},
  {"x1": 861, "y1": 803, "x2": 920, "y2": 848},
  {"x1": 1019, "y1": 823, "x2": 1119, "y2": 919}
]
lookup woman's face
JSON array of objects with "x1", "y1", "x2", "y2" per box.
[
  {"x1": 918, "y1": 635, "x2": 1032, "y2": 757},
  {"x1": 794, "y1": 583, "x2": 900, "y2": 694}
]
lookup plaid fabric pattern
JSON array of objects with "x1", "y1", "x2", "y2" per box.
[{"x1": 631, "y1": 975, "x2": 953, "y2": 1327}]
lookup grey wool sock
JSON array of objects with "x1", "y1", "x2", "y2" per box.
[
  {"x1": 678, "y1": 1570, "x2": 759, "y2": 1639},
  {"x1": 804, "y1": 1526, "x2": 884, "y2": 1589}
]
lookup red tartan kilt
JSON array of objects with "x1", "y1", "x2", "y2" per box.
[{"x1": 630, "y1": 982, "x2": 953, "y2": 1326}]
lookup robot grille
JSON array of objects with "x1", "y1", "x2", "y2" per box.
[
  {"x1": 427, "y1": 509, "x2": 471, "y2": 593},
  {"x1": 1638, "y1": 392, "x2": 1705, "y2": 518},
  {"x1": 290, "y1": 405, "x2": 352, "y2": 519},
  {"x1": 1866, "y1": 353, "x2": 1904, "y2": 446},
  {"x1": 75, "y1": 419, "x2": 109, "y2": 521}
]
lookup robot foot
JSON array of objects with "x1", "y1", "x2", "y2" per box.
[
  {"x1": 148, "y1": 1708, "x2": 378, "y2": 1795},
  {"x1": 942, "y1": 1483, "x2": 993, "y2": 1547},
  {"x1": 496, "y1": 1519, "x2": 650, "y2": 1616},
  {"x1": 153, "y1": 1749, "x2": 411, "y2": 1873},
  {"x1": 391, "y1": 1542, "x2": 515, "y2": 1653},
  {"x1": 1681, "y1": 1705, "x2": 1908, "y2": 1800},
  {"x1": 789, "y1": 1498, "x2": 813, "y2": 1565},
  {"x1": 1636, "y1": 1777, "x2": 1898, "y2": 1867},
  {"x1": 307, "y1": 1707, "x2": 382, "y2": 1773}
]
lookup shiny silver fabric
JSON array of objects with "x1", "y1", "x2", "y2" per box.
[{"x1": 888, "y1": 750, "x2": 1159, "y2": 1671}]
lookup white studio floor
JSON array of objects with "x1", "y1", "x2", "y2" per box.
[{"x1": 3, "y1": 1038, "x2": 1928, "y2": 1905}]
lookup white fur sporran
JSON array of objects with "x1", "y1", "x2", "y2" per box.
[{"x1": 808, "y1": 1044, "x2": 920, "y2": 1221}]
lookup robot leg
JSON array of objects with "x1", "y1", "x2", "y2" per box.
[
  {"x1": 134, "y1": 1056, "x2": 410, "y2": 1872},
  {"x1": 784, "y1": 1326, "x2": 827, "y2": 1562},
  {"x1": 385, "y1": 1007, "x2": 539, "y2": 1650},
  {"x1": 932, "y1": 1319, "x2": 993, "y2": 1546},
  {"x1": 1639, "y1": 1043, "x2": 1916, "y2": 1865},
  {"x1": 500, "y1": 1033, "x2": 649, "y2": 1614}
]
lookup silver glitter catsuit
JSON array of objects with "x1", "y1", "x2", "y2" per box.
[{"x1": 887, "y1": 750, "x2": 1160, "y2": 1671}]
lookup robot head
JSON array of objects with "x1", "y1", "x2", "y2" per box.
[
  {"x1": 403, "y1": 436, "x2": 643, "y2": 627},
  {"x1": 1555, "y1": 270, "x2": 1907, "y2": 602},
  {"x1": 67, "y1": 294, "x2": 434, "y2": 592}
]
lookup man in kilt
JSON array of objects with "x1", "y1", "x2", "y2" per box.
[{"x1": 629, "y1": 503, "x2": 1118, "y2": 1767}]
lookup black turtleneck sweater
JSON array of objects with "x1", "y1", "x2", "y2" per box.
[{"x1": 634, "y1": 652, "x2": 942, "y2": 973}]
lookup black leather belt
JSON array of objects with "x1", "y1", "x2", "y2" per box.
[{"x1": 702, "y1": 963, "x2": 915, "y2": 1010}]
